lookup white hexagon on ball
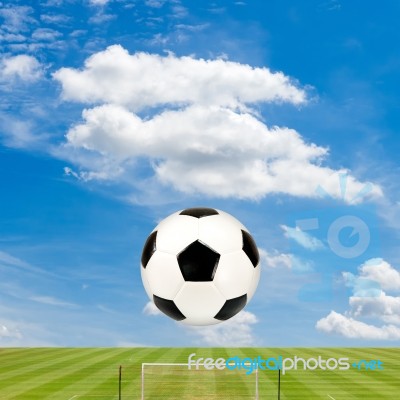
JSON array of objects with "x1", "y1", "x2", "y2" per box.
[
  {"x1": 156, "y1": 214, "x2": 199, "y2": 255},
  {"x1": 140, "y1": 207, "x2": 260, "y2": 326},
  {"x1": 213, "y1": 250, "x2": 254, "y2": 300},
  {"x1": 198, "y1": 213, "x2": 243, "y2": 254},
  {"x1": 145, "y1": 251, "x2": 185, "y2": 299},
  {"x1": 174, "y1": 282, "x2": 226, "y2": 325}
]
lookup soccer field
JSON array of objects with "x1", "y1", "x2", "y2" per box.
[{"x1": 0, "y1": 347, "x2": 399, "y2": 399}]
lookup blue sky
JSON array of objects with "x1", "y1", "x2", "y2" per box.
[{"x1": 1, "y1": 0, "x2": 400, "y2": 347}]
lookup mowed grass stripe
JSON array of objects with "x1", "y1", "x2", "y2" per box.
[
  {"x1": 263, "y1": 348, "x2": 399, "y2": 399},
  {"x1": 327, "y1": 347, "x2": 400, "y2": 392},
  {"x1": 47, "y1": 348, "x2": 150, "y2": 400},
  {"x1": 13, "y1": 348, "x2": 133, "y2": 400},
  {"x1": 122, "y1": 347, "x2": 180, "y2": 399},
  {"x1": 70, "y1": 348, "x2": 162, "y2": 400},
  {"x1": 212, "y1": 348, "x2": 231, "y2": 399},
  {"x1": 339, "y1": 348, "x2": 400, "y2": 398},
  {"x1": 283, "y1": 348, "x2": 385, "y2": 399},
  {"x1": 212, "y1": 347, "x2": 254, "y2": 399},
  {"x1": 1, "y1": 348, "x2": 399, "y2": 399},
  {"x1": 0, "y1": 348, "x2": 107, "y2": 393},
  {"x1": 143, "y1": 347, "x2": 195, "y2": 400},
  {"x1": 2, "y1": 349, "x2": 126, "y2": 399},
  {"x1": 294, "y1": 348, "x2": 361, "y2": 400},
  {"x1": 241, "y1": 347, "x2": 279, "y2": 398},
  {"x1": 274, "y1": 348, "x2": 334, "y2": 399},
  {"x1": 227, "y1": 348, "x2": 258, "y2": 399},
  {"x1": 0, "y1": 348, "x2": 86, "y2": 375},
  {"x1": 0, "y1": 348, "x2": 66, "y2": 363}
]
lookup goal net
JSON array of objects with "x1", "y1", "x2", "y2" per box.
[{"x1": 141, "y1": 362, "x2": 259, "y2": 400}]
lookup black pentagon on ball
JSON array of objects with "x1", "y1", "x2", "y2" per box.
[
  {"x1": 153, "y1": 294, "x2": 186, "y2": 321},
  {"x1": 214, "y1": 294, "x2": 247, "y2": 321},
  {"x1": 179, "y1": 207, "x2": 219, "y2": 218},
  {"x1": 141, "y1": 231, "x2": 157, "y2": 268},
  {"x1": 178, "y1": 240, "x2": 220, "y2": 281},
  {"x1": 241, "y1": 230, "x2": 259, "y2": 267}
]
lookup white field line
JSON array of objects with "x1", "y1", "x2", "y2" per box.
[
  {"x1": 67, "y1": 396, "x2": 119, "y2": 399},
  {"x1": 328, "y1": 395, "x2": 336, "y2": 400}
]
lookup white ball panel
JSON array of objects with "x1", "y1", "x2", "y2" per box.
[
  {"x1": 174, "y1": 282, "x2": 225, "y2": 323},
  {"x1": 140, "y1": 267, "x2": 153, "y2": 300},
  {"x1": 216, "y1": 209, "x2": 248, "y2": 231},
  {"x1": 198, "y1": 214, "x2": 243, "y2": 254},
  {"x1": 156, "y1": 215, "x2": 199, "y2": 255},
  {"x1": 213, "y1": 250, "x2": 254, "y2": 299},
  {"x1": 180, "y1": 317, "x2": 221, "y2": 326},
  {"x1": 145, "y1": 251, "x2": 185, "y2": 299},
  {"x1": 152, "y1": 210, "x2": 182, "y2": 232},
  {"x1": 247, "y1": 264, "x2": 261, "y2": 301}
]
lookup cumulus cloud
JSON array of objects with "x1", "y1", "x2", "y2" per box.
[
  {"x1": 316, "y1": 311, "x2": 400, "y2": 340},
  {"x1": 187, "y1": 311, "x2": 258, "y2": 346},
  {"x1": 0, "y1": 54, "x2": 43, "y2": 82},
  {"x1": 54, "y1": 45, "x2": 306, "y2": 109},
  {"x1": 53, "y1": 45, "x2": 381, "y2": 201},
  {"x1": 357, "y1": 258, "x2": 400, "y2": 292},
  {"x1": 349, "y1": 293, "x2": 400, "y2": 325},
  {"x1": 317, "y1": 258, "x2": 400, "y2": 340}
]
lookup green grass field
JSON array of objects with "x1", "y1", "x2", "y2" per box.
[{"x1": 0, "y1": 348, "x2": 399, "y2": 399}]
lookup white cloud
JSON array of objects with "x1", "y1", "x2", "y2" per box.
[
  {"x1": 281, "y1": 224, "x2": 325, "y2": 250},
  {"x1": 0, "y1": 32, "x2": 26, "y2": 42},
  {"x1": 143, "y1": 300, "x2": 258, "y2": 345},
  {"x1": 0, "y1": 113, "x2": 49, "y2": 150},
  {"x1": 358, "y1": 258, "x2": 400, "y2": 292},
  {"x1": 64, "y1": 166, "x2": 117, "y2": 181},
  {"x1": 318, "y1": 258, "x2": 400, "y2": 340},
  {"x1": 0, "y1": 54, "x2": 43, "y2": 82},
  {"x1": 260, "y1": 249, "x2": 292, "y2": 269},
  {"x1": 143, "y1": 301, "x2": 162, "y2": 316},
  {"x1": 0, "y1": 5, "x2": 36, "y2": 33},
  {"x1": 145, "y1": 0, "x2": 167, "y2": 7},
  {"x1": 0, "y1": 324, "x2": 22, "y2": 339},
  {"x1": 53, "y1": 45, "x2": 382, "y2": 201},
  {"x1": 54, "y1": 45, "x2": 306, "y2": 109},
  {"x1": 342, "y1": 258, "x2": 400, "y2": 296},
  {"x1": 40, "y1": 13, "x2": 71, "y2": 24},
  {"x1": 316, "y1": 311, "x2": 400, "y2": 340},
  {"x1": 186, "y1": 311, "x2": 258, "y2": 346},
  {"x1": 260, "y1": 249, "x2": 313, "y2": 272},
  {"x1": 32, "y1": 27, "x2": 62, "y2": 41},
  {"x1": 349, "y1": 293, "x2": 400, "y2": 325},
  {"x1": 89, "y1": 0, "x2": 111, "y2": 5},
  {"x1": 88, "y1": 12, "x2": 116, "y2": 24}
]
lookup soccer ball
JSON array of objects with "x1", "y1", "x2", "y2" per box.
[{"x1": 140, "y1": 207, "x2": 260, "y2": 326}]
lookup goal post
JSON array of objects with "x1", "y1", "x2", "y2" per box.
[{"x1": 141, "y1": 362, "x2": 259, "y2": 400}]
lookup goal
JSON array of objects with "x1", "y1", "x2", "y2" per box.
[{"x1": 141, "y1": 362, "x2": 259, "y2": 400}]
